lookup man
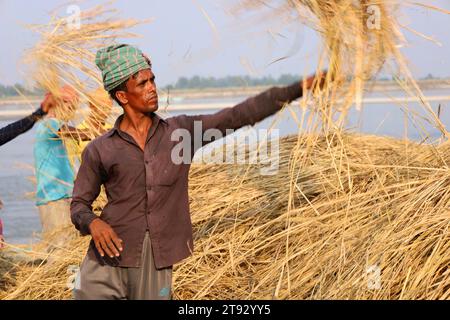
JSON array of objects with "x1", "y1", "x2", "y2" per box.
[{"x1": 71, "y1": 44, "x2": 326, "y2": 300}]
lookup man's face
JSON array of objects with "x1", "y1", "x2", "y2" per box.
[{"x1": 121, "y1": 69, "x2": 158, "y2": 113}]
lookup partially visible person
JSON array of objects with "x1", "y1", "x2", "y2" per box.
[
  {"x1": 0, "y1": 93, "x2": 58, "y2": 246},
  {"x1": 0, "y1": 93, "x2": 56, "y2": 147},
  {"x1": 33, "y1": 86, "x2": 91, "y2": 249}
]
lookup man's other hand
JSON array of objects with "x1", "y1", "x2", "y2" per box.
[
  {"x1": 303, "y1": 70, "x2": 329, "y2": 91},
  {"x1": 88, "y1": 218, "x2": 123, "y2": 258}
]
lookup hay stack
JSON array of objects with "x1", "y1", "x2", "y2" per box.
[
  {"x1": 175, "y1": 133, "x2": 450, "y2": 299},
  {"x1": 0, "y1": 132, "x2": 449, "y2": 300}
]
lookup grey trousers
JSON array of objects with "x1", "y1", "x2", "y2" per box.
[{"x1": 73, "y1": 232, "x2": 172, "y2": 300}]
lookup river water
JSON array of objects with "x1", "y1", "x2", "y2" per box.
[{"x1": 0, "y1": 88, "x2": 448, "y2": 244}]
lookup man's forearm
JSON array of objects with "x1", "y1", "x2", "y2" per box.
[
  {"x1": 204, "y1": 81, "x2": 303, "y2": 132},
  {"x1": 179, "y1": 81, "x2": 304, "y2": 153},
  {"x1": 238, "y1": 81, "x2": 303, "y2": 127},
  {"x1": 0, "y1": 106, "x2": 46, "y2": 146}
]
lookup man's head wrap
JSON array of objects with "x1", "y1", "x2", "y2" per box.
[{"x1": 95, "y1": 44, "x2": 152, "y2": 92}]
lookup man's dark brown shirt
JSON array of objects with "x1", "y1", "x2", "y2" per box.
[{"x1": 71, "y1": 82, "x2": 302, "y2": 268}]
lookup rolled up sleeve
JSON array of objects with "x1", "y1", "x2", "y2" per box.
[{"x1": 70, "y1": 142, "x2": 104, "y2": 236}]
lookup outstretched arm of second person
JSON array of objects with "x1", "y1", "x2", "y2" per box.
[{"x1": 0, "y1": 102, "x2": 49, "y2": 147}]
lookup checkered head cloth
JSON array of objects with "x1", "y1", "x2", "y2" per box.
[{"x1": 95, "y1": 44, "x2": 152, "y2": 92}]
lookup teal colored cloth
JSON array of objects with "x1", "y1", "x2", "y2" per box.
[
  {"x1": 34, "y1": 118, "x2": 74, "y2": 206},
  {"x1": 96, "y1": 44, "x2": 151, "y2": 91}
]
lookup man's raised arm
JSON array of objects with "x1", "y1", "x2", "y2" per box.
[{"x1": 176, "y1": 72, "x2": 327, "y2": 153}]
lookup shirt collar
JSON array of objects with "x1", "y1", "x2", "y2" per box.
[{"x1": 105, "y1": 112, "x2": 167, "y2": 138}]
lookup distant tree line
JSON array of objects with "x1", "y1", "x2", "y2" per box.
[
  {"x1": 165, "y1": 73, "x2": 447, "y2": 90},
  {"x1": 0, "y1": 84, "x2": 43, "y2": 98},
  {"x1": 165, "y1": 74, "x2": 300, "y2": 90}
]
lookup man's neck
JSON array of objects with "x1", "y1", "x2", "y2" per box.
[{"x1": 120, "y1": 109, "x2": 153, "y2": 136}]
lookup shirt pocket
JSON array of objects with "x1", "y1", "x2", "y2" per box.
[
  {"x1": 152, "y1": 144, "x2": 184, "y2": 186},
  {"x1": 154, "y1": 162, "x2": 182, "y2": 186}
]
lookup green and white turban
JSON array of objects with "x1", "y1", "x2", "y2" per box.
[{"x1": 95, "y1": 44, "x2": 152, "y2": 92}]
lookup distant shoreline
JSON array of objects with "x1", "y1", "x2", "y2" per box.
[
  {"x1": 0, "y1": 79, "x2": 449, "y2": 106},
  {"x1": 1, "y1": 95, "x2": 449, "y2": 121}
]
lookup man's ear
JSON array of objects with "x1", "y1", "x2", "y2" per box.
[{"x1": 116, "y1": 91, "x2": 128, "y2": 106}]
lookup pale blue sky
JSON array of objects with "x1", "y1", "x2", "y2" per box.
[{"x1": 0, "y1": 0, "x2": 449, "y2": 87}]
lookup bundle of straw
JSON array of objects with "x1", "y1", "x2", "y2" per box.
[
  {"x1": 22, "y1": 3, "x2": 148, "y2": 143},
  {"x1": 229, "y1": 0, "x2": 449, "y2": 138}
]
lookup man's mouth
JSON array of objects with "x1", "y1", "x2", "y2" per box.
[{"x1": 147, "y1": 95, "x2": 158, "y2": 103}]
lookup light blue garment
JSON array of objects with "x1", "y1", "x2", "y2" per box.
[{"x1": 34, "y1": 118, "x2": 74, "y2": 206}]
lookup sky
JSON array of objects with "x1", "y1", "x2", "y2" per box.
[{"x1": 0, "y1": 0, "x2": 449, "y2": 87}]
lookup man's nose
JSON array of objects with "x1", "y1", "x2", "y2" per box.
[{"x1": 146, "y1": 80, "x2": 156, "y2": 91}]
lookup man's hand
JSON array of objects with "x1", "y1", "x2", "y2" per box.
[
  {"x1": 303, "y1": 70, "x2": 328, "y2": 91},
  {"x1": 88, "y1": 218, "x2": 123, "y2": 258}
]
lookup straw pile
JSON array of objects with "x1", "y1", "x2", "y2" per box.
[
  {"x1": 175, "y1": 133, "x2": 450, "y2": 299},
  {"x1": 0, "y1": 132, "x2": 449, "y2": 299},
  {"x1": 0, "y1": 1, "x2": 449, "y2": 300}
]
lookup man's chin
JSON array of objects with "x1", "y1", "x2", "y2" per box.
[
  {"x1": 149, "y1": 103, "x2": 158, "y2": 113},
  {"x1": 142, "y1": 101, "x2": 158, "y2": 113}
]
